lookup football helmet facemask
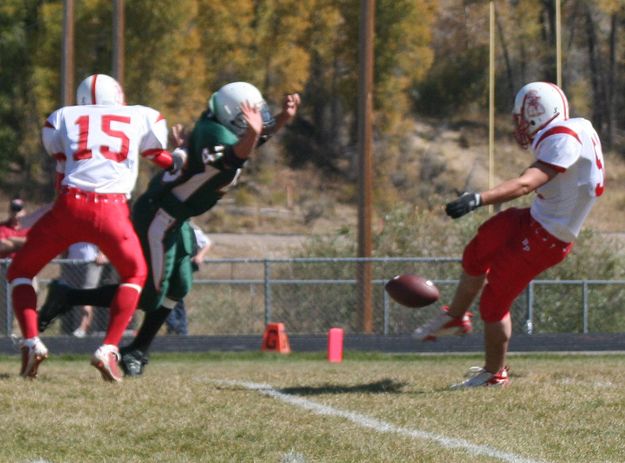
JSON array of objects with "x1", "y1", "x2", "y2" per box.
[
  {"x1": 208, "y1": 82, "x2": 275, "y2": 137},
  {"x1": 76, "y1": 74, "x2": 125, "y2": 106},
  {"x1": 512, "y1": 81, "x2": 569, "y2": 149}
]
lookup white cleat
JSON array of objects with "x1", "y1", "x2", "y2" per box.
[
  {"x1": 450, "y1": 366, "x2": 510, "y2": 389},
  {"x1": 413, "y1": 306, "x2": 473, "y2": 341},
  {"x1": 91, "y1": 344, "x2": 123, "y2": 383},
  {"x1": 20, "y1": 337, "x2": 49, "y2": 379}
]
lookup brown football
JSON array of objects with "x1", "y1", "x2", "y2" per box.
[{"x1": 384, "y1": 274, "x2": 440, "y2": 308}]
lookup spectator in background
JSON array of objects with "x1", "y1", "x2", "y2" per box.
[
  {"x1": 58, "y1": 243, "x2": 107, "y2": 337},
  {"x1": 0, "y1": 197, "x2": 29, "y2": 259},
  {"x1": 0, "y1": 197, "x2": 30, "y2": 336},
  {"x1": 0, "y1": 199, "x2": 51, "y2": 336},
  {"x1": 165, "y1": 223, "x2": 212, "y2": 335}
]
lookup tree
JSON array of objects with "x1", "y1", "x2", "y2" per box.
[
  {"x1": 575, "y1": 0, "x2": 623, "y2": 148},
  {"x1": 285, "y1": 0, "x2": 435, "y2": 174},
  {"x1": 125, "y1": 0, "x2": 206, "y2": 124},
  {"x1": 0, "y1": 1, "x2": 42, "y2": 185}
]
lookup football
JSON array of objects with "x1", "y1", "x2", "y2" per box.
[{"x1": 384, "y1": 274, "x2": 440, "y2": 308}]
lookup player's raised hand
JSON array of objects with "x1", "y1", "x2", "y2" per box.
[
  {"x1": 240, "y1": 100, "x2": 263, "y2": 135},
  {"x1": 282, "y1": 93, "x2": 301, "y2": 120},
  {"x1": 169, "y1": 123, "x2": 187, "y2": 148}
]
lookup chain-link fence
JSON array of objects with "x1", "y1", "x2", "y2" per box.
[
  {"x1": 2, "y1": 257, "x2": 625, "y2": 339},
  {"x1": 0, "y1": 258, "x2": 137, "y2": 338}
]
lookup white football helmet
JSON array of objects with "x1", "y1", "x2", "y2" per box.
[
  {"x1": 76, "y1": 74, "x2": 125, "y2": 105},
  {"x1": 208, "y1": 82, "x2": 274, "y2": 136},
  {"x1": 512, "y1": 81, "x2": 569, "y2": 148}
]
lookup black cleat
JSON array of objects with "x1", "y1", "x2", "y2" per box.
[
  {"x1": 38, "y1": 280, "x2": 73, "y2": 332},
  {"x1": 119, "y1": 347, "x2": 149, "y2": 377}
]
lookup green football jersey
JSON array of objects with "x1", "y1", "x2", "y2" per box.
[
  {"x1": 130, "y1": 113, "x2": 244, "y2": 311},
  {"x1": 140, "y1": 112, "x2": 242, "y2": 222}
]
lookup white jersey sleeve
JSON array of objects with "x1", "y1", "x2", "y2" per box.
[
  {"x1": 137, "y1": 106, "x2": 169, "y2": 155},
  {"x1": 42, "y1": 110, "x2": 66, "y2": 160},
  {"x1": 530, "y1": 118, "x2": 605, "y2": 242},
  {"x1": 192, "y1": 225, "x2": 211, "y2": 249},
  {"x1": 533, "y1": 126, "x2": 581, "y2": 171}
]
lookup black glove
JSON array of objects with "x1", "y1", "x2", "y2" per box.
[{"x1": 445, "y1": 192, "x2": 482, "y2": 219}]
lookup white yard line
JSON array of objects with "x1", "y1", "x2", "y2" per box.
[
  {"x1": 280, "y1": 450, "x2": 307, "y2": 463},
  {"x1": 221, "y1": 380, "x2": 549, "y2": 463}
]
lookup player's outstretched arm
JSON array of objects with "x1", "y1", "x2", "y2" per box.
[
  {"x1": 480, "y1": 162, "x2": 557, "y2": 205},
  {"x1": 445, "y1": 162, "x2": 558, "y2": 219},
  {"x1": 272, "y1": 93, "x2": 301, "y2": 134}
]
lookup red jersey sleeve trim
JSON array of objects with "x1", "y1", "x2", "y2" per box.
[
  {"x1": 535, "y1": 126, "x2": 581, "y2": 150},
  {"x1": 44, "y1": 120, "x2": 55, "y2": 129},
  {"x1": 155, "y1": 113, "x2": 165, "y2": 123},
  {"x1": 141, "y1": 148, "x2": 173, "y2": 169},
  {"x1": 53, "y1": 152, "x2": 66, "y2": 161},
  {"x1": 141, "y1": 148, "x2": 166, "y2": 158}
]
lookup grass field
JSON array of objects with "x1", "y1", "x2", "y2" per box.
[{"x1": 1, "y1": 352, "x2": 624, "y2": 463}]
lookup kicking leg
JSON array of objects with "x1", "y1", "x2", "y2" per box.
[
  {"x1": 38, "y1": 281, "x2": 118, "y2": 332},
  {"x1": 413, "y1": 271, "x2": 480, "y2": 341},
  {"x1": 447, "y1": 271, "x2": 485, "y2": 317}
]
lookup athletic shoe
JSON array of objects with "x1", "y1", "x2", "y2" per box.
[
  {"x1": 38, "y1": 280, "x2": 72, "y2": 332},
  {"x1": 72, "y1": 328, "x2": 87, "y2": 338},
  {"x1": 20, "y1": 337, "x2": 49, "y2": 379},
  {"x1": 91, "y1": 344, "x2": 123, "y2": 382},
  {"x1": 450, "y1": 366, "x2": 510, "y2": 389},
  {"x1": 413, "y1": 306, "x2": 473, "y2": 341},
  {"x1": 119, "y1": 347, "x2": 149, "y2": 377}
]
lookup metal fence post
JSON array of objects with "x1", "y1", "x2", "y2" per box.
[
  {"x1": 382, "y1": 288, "x2": 389, "y2": 336},
  {"x1": 526, "y1": 281, "x2": 534, "y2": 334},
  {"x1": 582, "y1": 281, "x2": 589, "y2": 334},
  {"x1": 2, "y1": 260, "x2": 10, "y2": 336},
  {"x1": 263, "y1": 259, "x2": 272, "y2": 326}
]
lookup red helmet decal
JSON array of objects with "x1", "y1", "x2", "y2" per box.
[{"x1": 524, "y1": 90, "x2": 545, "y2": 118}]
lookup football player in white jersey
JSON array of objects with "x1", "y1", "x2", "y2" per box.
[
  {"x1": 8, "y1": 74, "x2": 187, "y2": 382},
  {"x1": 414, "y1": 82, "x2": 605, "y2": 388}
]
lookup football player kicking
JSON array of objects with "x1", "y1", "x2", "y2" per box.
[
  {"x1": 414, "y1": 82, "x2": 605, "y2": 388},
  {"x1": 9, "y1": 74, "x2": 187, "y2": 382},
  {"x1": 38, "y1": 82, "x2": 301, "y2": 377}
]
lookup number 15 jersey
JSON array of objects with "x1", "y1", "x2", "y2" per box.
[{"x1": 42, "y1": 104, "x2": 169, "y2": 195}]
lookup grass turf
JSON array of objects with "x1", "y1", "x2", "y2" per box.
[{"x1": 0, "y1": 352, "x2": 623, "y2": 463}]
